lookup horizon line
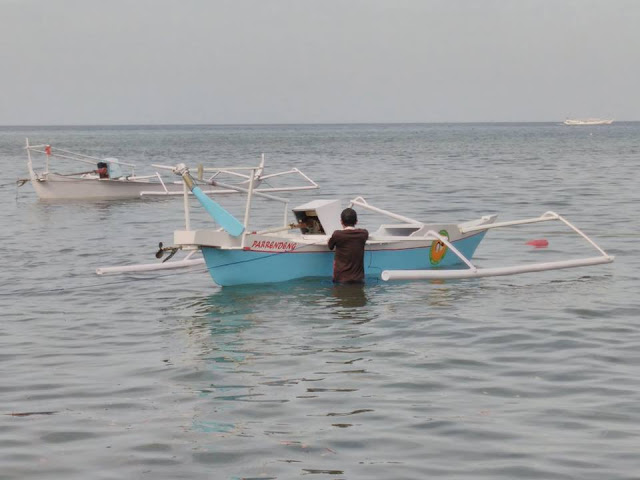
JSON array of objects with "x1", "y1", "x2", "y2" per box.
[{"x1": 0, "y1": 119, "x2": 634, "y2": 128}]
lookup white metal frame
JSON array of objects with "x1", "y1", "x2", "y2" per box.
[
  {"x1": 381, "y1": 211, "x2": 614, "y2": 281},
  {"x1": 143, "y1": 155, "x2": 318, "y2": 197},
  {"x1": 97, "y1": 168, "x2": 614, "y2": 281},
  {"x1": 26, "y1": 138, "x2": 138, "y2": 177},
  {"x1": 97, "y1": 160, "x2": 318, "y2": 275},
  {"x1": 96, "y1": 250, "x2": 204, "y2": 275},
  {"x1": 349, "y1": 196, "x2": 423, "y2": 225},
  {"x1": 152, "y1": 162, "x2": 306, "y2": 232}
]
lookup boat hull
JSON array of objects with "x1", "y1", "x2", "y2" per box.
[
  {"x1": 201, "y1": 231, "x2": 488, "y2": 286},
  {"x1": 563, "y1": 119, "x2": 613, "y2": 126},
  {"x1": 30, "y1": 174, "x2": 184, "y2": 200}
]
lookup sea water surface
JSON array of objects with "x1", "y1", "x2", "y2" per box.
[{"x1": 0, "y1": 123, "x2": 638, "y2": 479}]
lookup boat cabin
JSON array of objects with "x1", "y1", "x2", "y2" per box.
[{"x1": 292, "y1": 199, "x2": 342, "y2": 235}]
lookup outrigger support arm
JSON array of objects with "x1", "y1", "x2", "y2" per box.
[
  {"x1": 96, "y1": 250, "x2": 204, "y2": 275},
  {"x1": 381, "y1": 211, "x2": 614, "y2": 281},
  {"x1": 460, "y1": 211, "x2": 560, "y2": 233},
  {"x1": 349, "y1": 196, "x2": 422, "y2": 226}
]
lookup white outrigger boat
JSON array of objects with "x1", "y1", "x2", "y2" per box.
[
  {"x1": 22, "y1": 139, "x2": 317, "y2": 201},
  {"x1": 23, "y1": 139, "x2": 183, "y2": 200},
  {"x1": 97, "y1": 162, "x2": 614, "y2": 286}
]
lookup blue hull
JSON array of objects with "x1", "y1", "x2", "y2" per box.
[{"x1": 202, "y1": 232, "x2": 488, "y2": 286}]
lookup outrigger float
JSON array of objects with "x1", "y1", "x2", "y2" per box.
[
  {"x1": 97, "y1": 161, "x2": 614, "y2": 286},
  {"x1": 21, "y1": 139, "x2": 317, "y2": 201}
]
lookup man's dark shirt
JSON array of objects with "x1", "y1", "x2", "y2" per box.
[{"x1": 328, "y1": 228, "x2": 369, "y2": 283}]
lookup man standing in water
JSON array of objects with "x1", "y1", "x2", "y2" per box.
[{"x1": 328, "y1": 208, "x2": 369, "y2": 283}]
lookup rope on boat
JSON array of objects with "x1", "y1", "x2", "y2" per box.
[
  {"x1": 0, "y1": 179, "x2": 29, "y2": 188},
  {"x1": 4, "y1": 170, "x2": 95, "y2": 188}
]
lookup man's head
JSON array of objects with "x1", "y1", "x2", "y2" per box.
[{"x1": 341, "y1": 208, "x2": 358, "y2": 227}]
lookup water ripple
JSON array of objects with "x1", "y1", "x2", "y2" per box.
[{"x1": 1, "y1": 124, "x2": 638, "y2": 479}]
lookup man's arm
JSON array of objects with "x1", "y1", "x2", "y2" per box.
[{"x1": 328, "y1": 232, "x2": 337, "y2": 250}]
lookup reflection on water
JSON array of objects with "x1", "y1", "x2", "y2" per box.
[
  {"x1": 195, "y1": 278, "x2": 372, "y2": 314},
  {"x1": 329, "y1": 283, "x2": 374, "y2": 324},
  {"x1": 182, "y1": 279, "x2": 378, "y2": 446},
  {"x1": 330, "y1": 283, "x2": 368, "y2": 309},
  {"x1": 1, "y1": 124, "x2": 636, "y2": 480},
  {"x1": 186, "y1": 279, "x2": 378, "y2": 331}
]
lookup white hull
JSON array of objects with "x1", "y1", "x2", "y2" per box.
[
  {"x1": 30, "y1": 173, "x2": 185, "y2": 200},
  {"x1": 563, "y1": 118, "x2": 614, "y2": 126}
]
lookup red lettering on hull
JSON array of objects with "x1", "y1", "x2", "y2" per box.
[{"x1": 250, "y1": 240, "x2": 297, "y2": 252}]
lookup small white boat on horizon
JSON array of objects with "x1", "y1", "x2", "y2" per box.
[{"x1": 563, "y1": 118, "x2": 614, "y2": 126}]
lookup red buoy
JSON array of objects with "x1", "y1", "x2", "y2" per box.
[{"x1": 526, "y1": 239, "x2": 549, "y2": 248}]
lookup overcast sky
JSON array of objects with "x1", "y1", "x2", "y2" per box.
[{"x1": 1, "y1": 0, "x2": 638, "y2": 125}]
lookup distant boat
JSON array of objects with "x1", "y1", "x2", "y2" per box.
[
  {"x1": 563, "y1": 118, "x2": 614, "y2": 126},
  {"x1": 22, "y1": 139, "x2": 317, "y2": 201}
]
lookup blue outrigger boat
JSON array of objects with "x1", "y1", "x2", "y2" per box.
[
  {"x1": 175, "y1": 194, "x2": 496, "y2": 286},
  {"x1": 98, "y1": 161, "x2": 614, "y2": 286}
]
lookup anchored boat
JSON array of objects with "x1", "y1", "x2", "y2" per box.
[
  {"x1": 22, "y1": 139, "x2": 317, "y2": 201},
  {"x1": 171, "y1": 194, "x2": 496, "y2": 286},
  {"x1": 98, "y1": 161, "x2": 613, "y2": 286},
  {"x1": 22, "y1": 139, "x2": 184, "y2": 200}
]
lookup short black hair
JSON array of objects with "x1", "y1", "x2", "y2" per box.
[{"x1": 341, "y1": 208, "x2": 358, "y2": 226}]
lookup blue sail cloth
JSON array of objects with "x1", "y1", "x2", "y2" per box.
[{"x1": 192, "y1": 185, "x2": 245, "y2": 237}]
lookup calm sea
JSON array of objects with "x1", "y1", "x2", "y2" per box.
[{"x1": 0, "y1": 123, "x2": 638, "y2": 479}]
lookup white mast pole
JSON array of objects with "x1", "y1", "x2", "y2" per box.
[
  {"x1": 26, "y1": 138, "x2": 34, "y2": 178},
  {"x1": 183, "y1": 180, "x2": 191, "y2": 231},
  {"x1": 283, "y1": 201, "x2": 289, "y2": 227},
  {"x1": 241, "y1": 167, "x2": 257, "y2": 248}
]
